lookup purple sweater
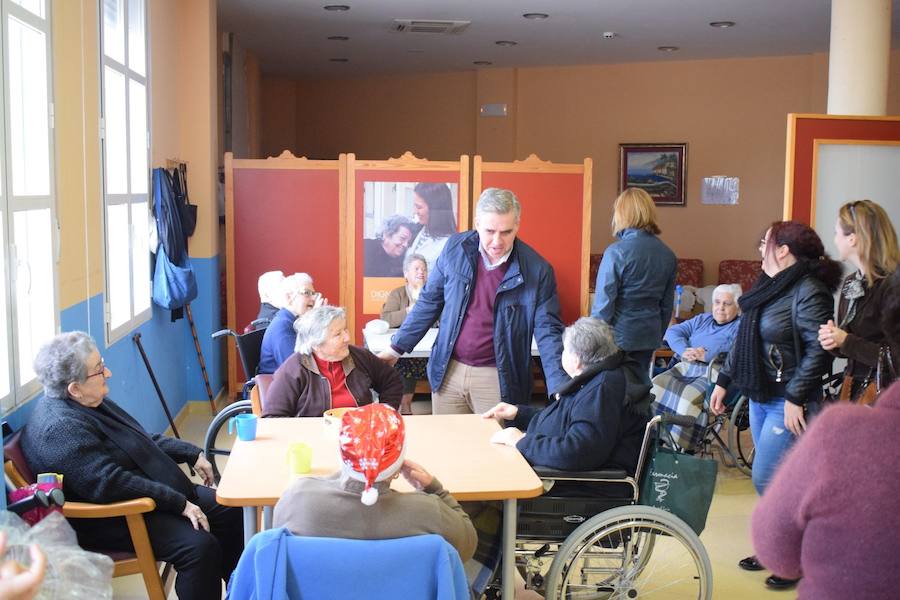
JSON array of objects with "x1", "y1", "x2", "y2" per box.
[
  {"x1": 752, "y1": 383, "x2": 900, "y2": 599},
  {"x1": 451, "y1": 258, "x2": 509, "y2": 367}
]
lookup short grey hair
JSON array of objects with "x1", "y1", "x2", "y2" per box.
[
  {"x1": 379, "y1": 214, "x2": 415, "y2": 239},
  {"x1": 294, "y1": 306, "x2": 347, "y2": 354},
  {"x1": 563, "y1": 318, "x2": 619, "y2": 366},
  {"x1": 476, "y1": 188, "x2": 521, "y2": 222},
  {"x1": 403, "y1": 253, "x2": 427, "y2": 273},
  {"x1": 282, "y1": 272, "x2": 314, "y2": 298},
  {"x1": 713, "y1": 284, "x2": 742, "y2": 310},
  {"x1": 33, "y1": 331, "x2": 98, "y2": 398}
]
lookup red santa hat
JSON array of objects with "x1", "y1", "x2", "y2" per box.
[{"x1": 339, "y1": 404, "x2": 406, "y2": 505}]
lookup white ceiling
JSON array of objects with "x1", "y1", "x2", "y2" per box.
[{"x1": 217, "y1": 0, "x2": 900, "y2": 79}]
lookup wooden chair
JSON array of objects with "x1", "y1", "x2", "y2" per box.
[
  {"x1": 250, "y1": 373, "x2": 273, "y2": 416},
  {"x1": 3, "y1": 431, "x2": 171, "y2": 600}
]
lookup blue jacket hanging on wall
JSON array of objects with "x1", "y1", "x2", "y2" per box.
[{"x1": 151, "y1": 167, "x2": 197, "y2": 311}]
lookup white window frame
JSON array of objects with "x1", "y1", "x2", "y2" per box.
[
  {"x1": 99, "y1": 0, "x2": 151, "y2": 345},
  {"x1": 0, "y1": 0, "x2": 58, "y2": 413}
]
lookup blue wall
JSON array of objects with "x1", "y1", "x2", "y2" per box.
[{"x1": 3, "y1": 256, "x2": 223, "y2": 433}]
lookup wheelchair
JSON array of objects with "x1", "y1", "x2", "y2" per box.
[
  {"x1": 487, "y1": 414, "x2": 713, "y2": 599},
  {"x1": 651, "y1": 351, "x2": 755, "y2": 477},
  {"x1": 204, "y1": 318, "x2": 268, "y2": 482}
]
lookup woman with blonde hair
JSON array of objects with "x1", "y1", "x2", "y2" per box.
[
  {"x1": 591, "y1": 188, "x2": 677, "y2": 379},
  {"x1": 818, "y1": 199, "x2": 899, "y2": 399}
]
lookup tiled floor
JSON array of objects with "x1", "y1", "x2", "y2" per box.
[{"x1": 112, "y1": 399, "x2": 793, "y2": 599}]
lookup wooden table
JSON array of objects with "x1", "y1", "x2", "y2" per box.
[{"x1": 217, "y1": 414, "x2": 543, "y2": 599}]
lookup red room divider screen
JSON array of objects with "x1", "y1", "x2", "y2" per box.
[
  {"x1": 473, "y1": 154, "x2": 593, "y2": 325},
  {"x1": 225, "y1": 151, "x2": 345, "y2": 393}
]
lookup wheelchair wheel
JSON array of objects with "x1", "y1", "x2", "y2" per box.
[
  {"x1": 727, "y1": 395, "x2": 754, "y2": 477},
  {"x1": 203, "y1": 400, "x2": 252, "y2": 483},
  {"x1": 544, "y1": 505, "x2": 712, "y2": 600}
]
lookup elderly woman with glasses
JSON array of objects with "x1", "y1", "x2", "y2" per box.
[
  {"x1": 258, "y1": 272, "x2": 328, "y2": 374},
  {"x1": 20, "y1": 331, "x2": 243, "y2": 600},
  {"x1": 263, "y1": 306, "x2": 403, "y2": 417},
  {"x1": 649, "y1": 283, "x2": 743, "y2": 450},
  {"x1": 484, "y1": 317, "x2": 651, "y2": 478}
]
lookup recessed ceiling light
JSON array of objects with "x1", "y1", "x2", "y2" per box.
[
  {"x1": 327, "y1": 35, "x2": 349, "y2": 41},
  {"x1": 329, "y1": 57, "x2": 349, "y2": 62},
  {"x1": 522, "y1": 13, "x2": 549, "y2": 20},
  {"x1": 473, "y1": 60, "x2": 493, "y2": 66},
  {"x1": 495, "y1": 40, "x2": 518, "y2": 47},
  {"x1": 602, "y1": 31, "x2": 617, "y2": 40},
  {"x1": 323, "y1": 5, "x2": 350, "y2": 11},
  {"x1": 657, "y1": 46, "x2": 680, "y2": 52},
  {"x1": 709, "y1": 21, "x2": 736, "y2": 28}
]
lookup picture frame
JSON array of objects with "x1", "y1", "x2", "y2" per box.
[{"x1": 619, "y1": 143, "x2": 687, "y2": 206}]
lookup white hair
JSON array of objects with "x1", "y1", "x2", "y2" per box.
[
  {"x1": 33, "y1": 331, "x2": 98, "y2": 398},
  {"x1": 282, "y1": 273, "x2": 314, "y2": 299},
  {"x1": 713, "y1": 283, "x2": 742, "y2": 309},
  {"x1": 294, "y1": 306, "x2": 346, "y2": 354},
  {"x1": 257, "y1": 271, "x2": 284, "y2": 305},
  {"x1": 476, "y1": 188, "x2": 521, "y2": 222}
]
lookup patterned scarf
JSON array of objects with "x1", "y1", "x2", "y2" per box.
[{"x1": 838, "y1": 270, "x2": 866, "y2": 328}]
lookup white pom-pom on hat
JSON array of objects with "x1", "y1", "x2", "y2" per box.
[{"x1": 360, "y1": 487, "x2": 379, "y2": 506}]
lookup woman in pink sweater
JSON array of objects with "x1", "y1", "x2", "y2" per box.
[{"x1": 751, "y1": 380, "x2": 900, "y2": 598}]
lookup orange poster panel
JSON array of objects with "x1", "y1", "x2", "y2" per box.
[
  {"x1": 479, "y1": 172, "x2": 585, "y2": 325},
  {"x1": 353, "y1": 170, "x2": 463, "y2": 339},
  {"x1": 232, "y1": 168, "x2": 341, "y2": 358}
]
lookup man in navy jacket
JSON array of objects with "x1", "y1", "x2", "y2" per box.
[{"x1": 378, "y1": 188, "x2": 566, "y2": 413}]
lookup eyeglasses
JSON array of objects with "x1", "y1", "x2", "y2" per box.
[
  {"x1": 291, "y1": 289, "x2": 318, "y2": 299},
  {"x1": 86, "y1": 358, "x2": 107, "y2": 379}
]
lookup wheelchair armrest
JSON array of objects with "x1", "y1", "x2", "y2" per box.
[
  {"x1": 532, "y1": 465, "x2": 629, "y2": 482},
  {"x1": 211, "y1": 329, "x2": 236, "y2": 340},
  {"x1": 63, "y1": 497, "x2": 157, "y2": 519}
]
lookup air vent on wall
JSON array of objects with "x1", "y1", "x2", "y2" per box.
[{"x1": 392, "y1": 19, "x2": 471, "y2": 34}]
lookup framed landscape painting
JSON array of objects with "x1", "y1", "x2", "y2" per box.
[{"x1": 619, "y1": 143, "x2": 687, "y2": 206}]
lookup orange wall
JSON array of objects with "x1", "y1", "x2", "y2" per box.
[
  {"x1": 515, "y1": 54, "x2": 829, "y2": 282},
  {"x1": 260, "y1": 76, "x2": 297, "y2": 158},
  {"x1": 291, "y1": 71, "x2": 477, "y2": 161},
  {"x1": 259, "y1": 50, "x2": 900, "y2": 284}
]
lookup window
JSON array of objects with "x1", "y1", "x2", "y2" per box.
[
  {"x1": 100, "y1": 0, "x2": 149, "y2": 343},
  {"x1": 0, "y1": 0, "x2": 57, "y2": 413}
]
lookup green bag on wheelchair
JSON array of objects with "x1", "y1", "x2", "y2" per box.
[{"x1": 639, "y1": 436, "x2": 718, "y2": 536}]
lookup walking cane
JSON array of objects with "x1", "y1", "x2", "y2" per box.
[
  {"x1": 133, "y1": 332, "x2": 181, "y2": 438},
  {"x1": 185, "y1": 303, "x2": 217, "y2": 414}
]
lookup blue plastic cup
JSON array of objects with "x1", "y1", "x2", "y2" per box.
[{"x1": 228, "y1": 413, "x2": 258, "y2": 441}]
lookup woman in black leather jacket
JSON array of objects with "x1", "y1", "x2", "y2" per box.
[{"x1": 710, "y1": 221, "x2": 841, "y2": 590}]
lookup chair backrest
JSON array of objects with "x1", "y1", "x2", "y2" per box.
[
  {"x1": 4, "y1": 430, "x2": 35, "y2": 486},
  {"x1": 228, "y1": 530, "x2": 469, "y2": 600},
  {"x1": 718, "y1": 259, "x2": 762, "y2": 295},
  {"x1": 250, "y1": 374, "x2": 273, "y2": 416},
  {"x1": 235, "y1": 327, "x2": 266, "y2": 379}
]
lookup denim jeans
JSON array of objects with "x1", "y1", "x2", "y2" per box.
[{"x1": 748, "y1": 397, "x2": 797, "y2": 495}]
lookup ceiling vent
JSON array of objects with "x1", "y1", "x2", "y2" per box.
[{"x1": 392, "y1": 19, "x2": 471, "y2": 34}]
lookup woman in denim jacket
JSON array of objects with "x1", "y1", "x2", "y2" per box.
[{"x1": 591, "y1": 188, "x2": 677, "y2": 380}]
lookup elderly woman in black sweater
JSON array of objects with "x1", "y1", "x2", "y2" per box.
[
  {"x1": 20, "y1": 332, "x2": 242, "y2": 600},
  {"x1": 484, "y1": 317, "x2": 650, "y2": 477}
]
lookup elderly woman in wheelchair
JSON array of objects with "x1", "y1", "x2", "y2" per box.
[
  {"x1": 650, "y1": 283, "x2": 742, "y2": 452},
  {"x1": 482, "y1": 318, "x2": 713, "y2": 599},
  {"x1": 484, "y1": 317, "x2": 650, "y2": 483}
]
